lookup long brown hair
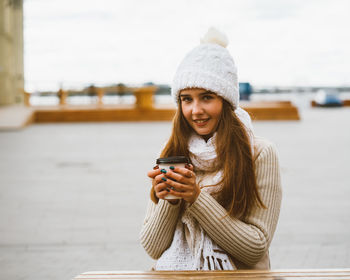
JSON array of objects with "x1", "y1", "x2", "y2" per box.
[{"x1": 160, "y1": 97, "x2": 265, "y2": 219}]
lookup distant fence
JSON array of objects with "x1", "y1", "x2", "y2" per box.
[
  {"x1": 23, "y1": 85, "x2": 158, "y2": 109},
  {"x1": 22, "y1": 85, "x2": 301, "y2": 122}
]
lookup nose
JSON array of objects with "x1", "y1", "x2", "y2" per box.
[{"x1": 192, "y1": 100, "x2": 204, "y2": 115}]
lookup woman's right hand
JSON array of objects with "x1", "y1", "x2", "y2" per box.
[{"x1": 147, "y1": 166, "x2": 179, "y2": 204}]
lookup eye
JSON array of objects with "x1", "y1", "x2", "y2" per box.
[
  {"x1": 202, "y1": 94, "x2": 214, "y2": 101},
  {"x1": 180, "y1": 96, "x2": 192, "y2": 102}
]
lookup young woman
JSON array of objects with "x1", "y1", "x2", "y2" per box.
[{"x1": 140, "y1": 28, "x2": 282, "y2": 270}]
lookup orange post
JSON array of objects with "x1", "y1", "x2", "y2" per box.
[
  {"x1": 97, "y1": 88, "x2": 105, "y2": 106},
  {"x1": 133, "y1": 86, "x2": 157, "y2": 109},
  {"x1": 58, "y1": 89, "x2": 68, "y2": 105}
]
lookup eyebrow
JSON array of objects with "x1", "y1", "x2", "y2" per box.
[{"x1": 179, "y1": 91, "x2": 215, "y2": 97}]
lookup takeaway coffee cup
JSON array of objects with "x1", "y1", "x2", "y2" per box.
[{"x1": 156, "y1": 156, "x2": 190, "y2": 200}]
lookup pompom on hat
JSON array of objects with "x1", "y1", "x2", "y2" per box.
[{"x1": 171, "y1": 27, "x2": 240, "y2": 109}]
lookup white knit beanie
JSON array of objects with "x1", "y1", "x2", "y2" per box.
[{"x1": 171, "y1": 27, "x2": 240, "y2": 109}]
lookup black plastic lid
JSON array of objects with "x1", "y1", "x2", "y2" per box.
[{"x1": 156, "y1": 156, "x2": 190, "y2": 164}]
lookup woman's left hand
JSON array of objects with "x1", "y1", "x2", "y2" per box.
[{"x1": 161, "y1": 164, "x2": 200, "y2": 204}]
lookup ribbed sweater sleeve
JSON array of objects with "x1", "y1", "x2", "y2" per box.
[
  {"x1": 186, "y1": 140, "x2": 282, "y2": 266},
  {"x1": 139, "y1": 198, "x2": 181, "y2": 259}
]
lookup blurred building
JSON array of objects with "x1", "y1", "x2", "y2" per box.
[
  {"x1": 0, "y1": 0, "x2": 24, "y2": 106},
  {"x1": 239, "y1": 82, "x2": 252, "y2": 101}
]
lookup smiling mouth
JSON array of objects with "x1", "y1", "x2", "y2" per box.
[{"x1": 193, "y1": 118, "x2": 209, "y2": 125}]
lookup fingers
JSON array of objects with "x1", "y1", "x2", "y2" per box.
[
  {"x1": 149, "y1": 163, "x2": 197, "y2": 202},
  {"x1": 168, "y1": 188, "x2": 195, "y2": 201},
  {"x1": 156, "y1": 189, "x2": 170, "y2": 200},
  {"x1": 185, "y1": 163, "x2": 194, "y2": 171},
  {"x1": 168, "y1": 182, "x2": 201, "y2": 204},
  {"x1": 153, "y1": 181, "x2": 170, "y2": 199},
  {"x1": 153, "y1": 176, "x2": 200, "y2": 203},
  {"x1": 164, "y1": 167, "x2": 194, "y2": 181},
  {"x1": 147, "y1": 168, "x2": 161, "y2": 179},
  {"x1": 153, "y1": 180, "x2": 168, "y2": 192},
  {"x1": 162, "y1": 176, "x2": 193, "y2": 192},
  {"x1": 154, "y1": 173, "x2": 170, "y2": 185},
  {"x1": 156, "y1": 169, "x2": 195, "y2": 191},
  {"x1": 177, "y1": 165, "x2": 194, "y2": 177},
  {"x1": 155, "y1": 166, "x2": 196, "y2": 192}
]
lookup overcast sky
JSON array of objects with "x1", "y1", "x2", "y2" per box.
[{"x1": 24, "y1": 0, "x2": 350, "y2": 91}]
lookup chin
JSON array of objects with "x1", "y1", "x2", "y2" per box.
[
  {"x1": 196, "y1": 130, "x2": 214, "y2": 139},
  {"x1": 191, "y1": 125, "x2": 215, "y2": 138}
]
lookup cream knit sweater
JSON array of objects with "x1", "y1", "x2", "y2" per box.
[{"x1": 140, "y1": 137, "x2": 282, "y2": 270}]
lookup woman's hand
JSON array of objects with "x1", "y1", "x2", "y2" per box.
[
  {"x1": 147, "y1": 164, "x2": 200, "y2": 204},
  {"x1": 147, "y1": 166, "x2": 178, "y2": 204},
  {"x1": 160, "y1": 164, "x2": 200, "y2": 204}
]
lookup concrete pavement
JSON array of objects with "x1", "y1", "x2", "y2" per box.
[{"x1": 0, "y1": 107, "x2": 350, "y2": 280}]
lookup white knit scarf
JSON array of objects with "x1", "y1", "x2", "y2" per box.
[
  {"x1": 155, "y1": 107, "x2": 254, "y2": 271},
  {"x1": 182, "y1": 132, "x2": 233, "y2": 270},
  {"x1": 189, "y1": 106, "x2": 255, "y2": 171}
]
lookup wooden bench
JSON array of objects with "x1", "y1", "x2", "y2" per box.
[
  {"x1": 73, "y1": 269, "x2": 350, "y2": 279},
  {"x1": 343, "y1": 100, "x2": 350, "y2": 106},
  {"x1": 31, "y1": 100, "x2": 300, "y2": 123},
  {"x1": 242, "y1": 101, "x2": 300, "y2": 120},
  {"x1": 8, "y1": 89, "x2": 300, "y2": 129},
  {"x1": 32, "y1": 104, "x2": 176, "y2": 122}
]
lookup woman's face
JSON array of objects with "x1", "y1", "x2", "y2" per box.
[{"x1": 180, "y1": 88, "x2": 223, "y2": 140}]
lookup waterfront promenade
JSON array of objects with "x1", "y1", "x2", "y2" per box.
[{"x1": 0, "y1": 107, "x2": 349, "y2": 280}]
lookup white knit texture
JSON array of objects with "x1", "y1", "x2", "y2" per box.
[
  {"x1": 200, "y1": 27, "x2": 229, "y2": 48},
  {"x1": 171, "y1": 31, "x2": 239, "y2": 108}
]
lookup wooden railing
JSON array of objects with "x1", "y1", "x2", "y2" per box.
[
  {"x1": 21, "y1": 87, "x2": 301, "y2": 122},
  {"x1": 23, "y1": 85, "x2": 158, "y2": 109}
]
